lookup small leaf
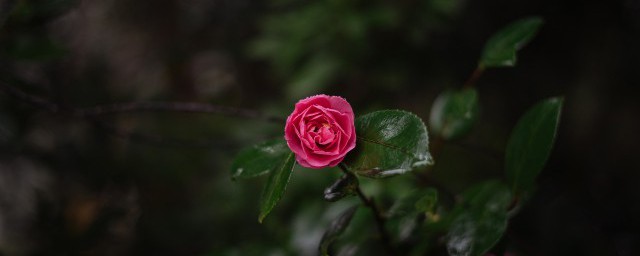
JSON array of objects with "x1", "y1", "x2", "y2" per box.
[
  {"x1": 388, "y1": 188, "x2": 439, "y2": 242},
  {"x1": 446, "y1": 181, "x2": 511, "y2": 256},
  {"x1": 258, "y1": 152, "x2": 295, "y2": 223},
  {"x1": 390, "y1": 188, "x2": 439, "y2": 218},
  {"x1": 429, "y1": 88, "x2": 479, "y2": 140},
  {"x1": 505, "y1": 97, "x2": 563, "y2": 193},
  {"x1": 344, "y1": 110, "x2": 433, "y2": 178},
  {"x1": 319, "y1": 205, "x2": 359, "y2": 256},
  {"x1": 415, "y1": 190, "x2": 439, "y2": 213},
  {"x1": 231, "y1": 139, "x2": 290, "y2": 180},
  {"x1": 324, "y1": 172, "x2": 359, "y2": 202},
  {"x1": 480, "y1": 17, "x2": 543, "y2": 67}
]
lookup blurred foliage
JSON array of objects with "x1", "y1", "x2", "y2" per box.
[
  {"x1": 0, "y1": 0, "x2": 638, "y2": 255},
  {"x1": 429, "y1": 88, "x2": 480, "y2": 140},
  {"x1": 249, "y1": 0, "x2": 463, "y2": 99},
  {"x1": 479, "y1": 17, "x2": 543, "y2": 68}
]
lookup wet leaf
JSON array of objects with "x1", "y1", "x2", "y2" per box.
[
  {"x1": 231, "y1": 139, "x2": 290, "y2": 180},
  {"x1": 344, "y1": 110, "x2": 433, "y2": 178},
  {"x1": 429, "y1": 88, "x2": 479, "y2": 140},
  {"x1": 390, "y1": 188, "x2": 438, "y2": 218},
  {"x1": 506, "y1": 97, "x2": 563, "y2": 193},
  {"x1": 319, "y1": 205, "x2": 359, "y2": 256},
  {"x1": 324, "y1": 172, "x2": 359, "y2": 202},
  {"x1": 480, "y1": 17, "x2": 543, "y2": 67},
  {"x1": 258, "y1": 152, "x2": 295, "y2": 223},
  {"x1": 387, "y1": 188, "x2": 439, "y2": 242},
  {"x1": 446, "y1": 181, "x2": 511, "y2": 256}
]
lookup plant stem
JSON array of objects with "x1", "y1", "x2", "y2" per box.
[
  {"x1": 414, "y1": 135, "x2": 460, "y2": 206},
  {"x1": 338, "y1": 163, "x2": 392, "y2": 249},
  {"x1": 462, "y1": 65, "x2": 485, "y2": 89},
  {"x1": 0, "y1": 81, "x2": 285, "y2": 124},
  {"x1": 74, "y1": 101, "x2": 286, "y2": 123},
  {"x1": 0, "y1": 81, "x2": 284, "y2": 147}
]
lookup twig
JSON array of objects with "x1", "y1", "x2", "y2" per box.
[
  {"x1": 338, "y1": 163, "x2": 393, "y2": 250},
  {"x1": 74, "y1": 101, "x2": 285, "y2": 123},
  {"x1": 462, "y1": 65, "x2": 485, "y2": 89},
  {"x1": 0, "y1": 82, "x2": 60, "y2": 112},
  {"x1": 0, "y1": 81, "x2": 283, "y2": 148},
  {"x1": 414, "y1": 62, "x2": 488, "y2": 198},
  {"x1": 90, "y1": 118, "x2": 239, "y2": 149},
  {"x1": 0, "y1": 81, "x2": 285, "y2": 124}
]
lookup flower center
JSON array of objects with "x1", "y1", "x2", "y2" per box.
[{"x1": 310, "y1": 122, "x2": 335, "y2": 146}]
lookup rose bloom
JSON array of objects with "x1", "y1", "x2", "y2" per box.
[{"x1": 284, "y1": 95, "x2": 357, "y2": 169}]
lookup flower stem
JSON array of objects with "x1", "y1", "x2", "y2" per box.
[
  {"x1": 462, "y1": 65, "x2": 485, "y2": 89},
  {"x1": 338, "y1": 163, "x2": 392, "y2": 250}
]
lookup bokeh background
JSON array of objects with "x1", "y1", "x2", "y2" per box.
[{"x1": 1, "y1": 0, "x2": 639, "y2": 255}]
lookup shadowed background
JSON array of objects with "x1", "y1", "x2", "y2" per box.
[{"x1": 1, "y1": 0, "x2": 639, "y2": 255}]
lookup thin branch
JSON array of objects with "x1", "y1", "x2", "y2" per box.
[
  {"x1": 413, "y1": 136, "x2": 460, "y2": 206},
  {"x1": 462, "y1": 65, "x2": 485, "y2": 89},
  {"x1": 91, "y1": 118, "x2": 239, "y2": 149},
  {"x1": 0, "y1": 81, "x2": 282, "y2": 148},
  {"x1": 338, "y1": 163, "x2": 392, "y2": 250},
  {"x1": 0, "y1": 82, "x2": 60, "y2": 112},
  {"x1": 0, "y1": 81, "x2": 285, "y2": 124},
  {"x1": 74, "y1": 101, "x2": 286, "y2": 123}
]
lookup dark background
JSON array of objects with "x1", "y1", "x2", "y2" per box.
[{"x1": 1, "y1": 0, "x2": 639, "y2": 255}]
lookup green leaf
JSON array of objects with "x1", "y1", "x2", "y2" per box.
[
  {"x1": 387, "y1": 188, "x2": 439, "y2": 242},
  {"x1": 480, "y1": 17, "x2": 543, "y2": 67},
  {"x1": 258, "y1": 152, "x2": 295, "y2": 223},
  {"x1": 505, "y1": 97, "x2": 563, "y2": 193},
  {"x1": 390, "y1": 188, "x2": 439, "y2": 218},
  {"x1": 231, "y1": 139, "x2": 290, "y2": 180},
  {"x1": 429, "y1": 88, "x2": 479, "y2": 140},
  {"x1": 415, "y1": 190, "x2": 439, "y2": 213},
  {"x1": 446, "y1": 181, "x2": 511, "y2": 256},
  {"x1": 319, "y1": 205, "x2": 359, "y2": 256},
  {"x1": 344, "y1": 110, "x2": 433, "y2": 178},
  {"x1": 324, "y1": 172, "x2": 359, "y2": 202}
]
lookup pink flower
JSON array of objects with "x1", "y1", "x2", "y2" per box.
[{"x1": 284, "y1": 95, "x2": 357, "y2": 169}]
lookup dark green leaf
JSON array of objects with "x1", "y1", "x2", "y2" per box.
[
  {"x1": 480, "y1": 17, "x2": 543, "y2": 67},
  {"x1": 344, "y1": 110, "x2": 433, "y2": 178},
  {"x1": 324, "y1": 172, "x2": 359, "y2": 202},
  {"x1": 429, "y1": 88, "x2": 479, "y2": 140},
  {"x1": 446, "y1": 181, "x2": 511, "y2": 256},
  {"x1": 390, "y1": 188, "x2": 438, "y2": 218},
  {"x1": 258, "y1": 152, "x2": 295, "y2": 223},
  {"x1": 415, "y1": 189, "x2": 439, "y2": 213},
  {"x1": 387, "y1": 188, "x2": 439, "y2": 242},
  {"x1": 231, "y1": 139, "x2": 290, "y2": 180},
  {"x1": 319, "y1": 205, "x2": 359, "y2": 256},
  {"x1": 505, "y1": 97, "x2": 563, "y2": 193}
]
